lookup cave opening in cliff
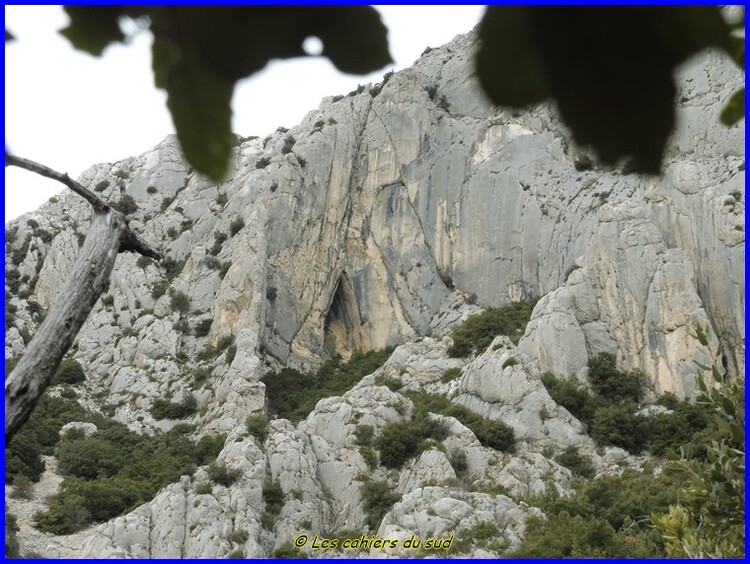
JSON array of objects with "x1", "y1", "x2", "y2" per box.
[{"x1": 323, "y1": 274, "x2": 363, "y2": 361}]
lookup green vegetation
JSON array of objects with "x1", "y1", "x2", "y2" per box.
[
  {"x1": 359, "y1": 446, "x2": 377, "y2": 469},
  {"x1": 262, "y1": 479, "x2": 284, "y2": 514},
  {"x1": 150, "y1": 394, "x2": 198, "y2": 420},
  {"x1": 114, "y1": 194, "x2": 138, "y2": 215},
  {"x1": 210, "y1": 232, "x2": 227, "y2": 255},
  {"x1": 273, "y1": 542, "x2": 307, "y2": 558},
  {"x1": 515, "y1": 471, "x2": 682, "y2": 557},
  {"x1": 652, "y1": 335, "x2": 745, "y2": 557},
  {"x1": 555, "y1": 446, "x2": 595, "y2": 479},
  {"x1": 5, "y1": 510, "x2": 20, "y2": 557},
  {"x1": 406, "y1": 391, "x2": 516, "y2": 453},
  {"x1": 245, "y1": 414, "x2": 269, "y2": 443},
  {"x1": 51, "y1": 358, "x2": 86, "y2": 386},
  {"x1": 360, "y1": 479, "x2": 401, "y2": 530},
  {"x1": 447, "y1": 298, "x2": 539, "y2": 357},
  {"x1": 33, "y1": 420, "x2": 223, "y2": 535},
  {"x1": 374, "y1": 416, "x2": 448, "y2": 469},
  {"x1": 194, "y1": 318, "x2": 213, "y2": 337},
  {"x1": 542, "y1": 353, "x2": 712, "y2": 455},
  {"x1": 229, "y1": 217, "x2": 245, "y2": 235},
  {"x1": 197, "y1": 334, "x2": 235, "y2": 362},
  {"x1": 440, "y1": 367, "x2": 462, "y2": 383},
  {"x1": 6, "y1": 395, "x2": 96, "y2": 483},
  {"x1": 353, "y1": 424, "x2": 374, "y2": 445},
  {"x1": 169, "y1": 290, "x2": 190, "y2": 314},
  {"x1": 262, "y1": 348, "x2": 393, "y2": 423},
  {"x1": 207, "y1": 462, "x2": 241, "y2": 487}
]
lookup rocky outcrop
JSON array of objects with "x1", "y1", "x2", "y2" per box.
[{"x1": 4, "y1": 24, "x2": 743, "y2": 559}]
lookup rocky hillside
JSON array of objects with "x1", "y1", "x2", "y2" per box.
[{"x1": 4, "y1": 30, "x2": 744, "y2": 558}]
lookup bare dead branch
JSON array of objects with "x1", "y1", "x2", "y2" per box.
[
  {"x1": 6, "y1": 154, "x2": 109, "y2": 214},
  {"x1": 5, "y1": 154, "x2": 162, "y2": 442}
]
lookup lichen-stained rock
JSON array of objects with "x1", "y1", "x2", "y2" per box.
[
  {"x1": 454, "y1": 337, "x2": 591, "y2": 448},
  {"x1": 373, "y1": 485, "x2": 543, "y2": 557},
  {"x1": 81, "y1": 438, "x2": 268, "y2": 558},
  {"x1": 519, "y1": 203, "x2": 720, "y2": 398}
]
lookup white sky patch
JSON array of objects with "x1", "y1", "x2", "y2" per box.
[{"x1": 4, "y1": 5, "x2": 485, "y2": 222}]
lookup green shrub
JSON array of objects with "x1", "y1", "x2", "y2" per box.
[
  {"x1": 194, "y1": 318, "x2": 213, "y2": 337},
  {"x1": 260, "y1": 512, "x2": 275, "y2": 530},
  {"x1": 655, "y1": 392, "x2": 679, "y2": 410},
  {"x1": 266, "y1": 286, "x2": 278, "y2": 300},
  {"x1": 5, "y1": 511, "x2": 20, "y2": 557},
  {"x1": 227, "y1": 528, "x2": 249, "y2": 545},
  {"x1": 374, "y1": 416, "x2": 447, "y2": 469},
  {"x1": 114, "y1": 194, "x2": 138, "y2": 215},
  {"x1": 169, "y1": 290, "x2": 190, "y2": 314},
  {"x1": 229, "y1": 218, "x2": 245, "y2": 235},
  {"x1": 151, "y1": 280, "x2": 169, "y2": 300},
  {"x1": 590, "y1": 404, "x2": 649, "y2": 453},
  {"x1": 374, "y1": 374, "x2": 402, "y2": 391},
  {"x1": 353, "y1": 424, "x2": 374, "y2": 445},
  {"x1": 502, "y1": 357, "x2": 518, "y2": 368},
  {"x1": 541, "y1": 372, "x2": 598, "y2": 426},
  {"x1": 361, "y1": 480, "x2": 400, "y2": 530},
  {"x1": 31, "y1": 414, "x2": 211, "y2": 533},
  {"x1": 207, "y1": 462, "x2": 241, "y2": 487},
  {"x1": 94, "y1": 180, "x2": 109, "y2": 192},
  {"x1": 191, "y1": 367, "x2": 212, "y2": 389},
  {"x1": 588, "y1": 353, "x2": 645, "y2": 403},
  {"x1": 101, "y1": 294, "x2": 114, "y2": 307},
  {"x1": 447, "y1": 298, "x2": 539, "y2": 357},
  {"x1": 281, "y1": 136, "x2": 296, "y2": 154},
  {"x1": 262, "y1": 348, "x2": 393, "y2": 423},
  {"x1": 136, "y1": 255, "x2": 152, "y2": 268},
  {"x1": 10, "y1": 474, "x2": 34, "y2": 499},
  {"x1": 555, "y1": 446, "x2": 596, "y2": 479},
  {"x1": 449, "y1": 448, "x2": 468, "y2": 474},
  {"x1": 262, "y1": 479, "x2": 284, "y2": 515},
  {"x1": 256, "y1": 157, "x2": 270, "y2": 169},
  {"x1": 273, "y1": 542, "x2": 306, "y2": 558},
  {"x1": 195, "y1": 434, "x2": 226, "y2": 465},
  {"x1": 359, "y1": 446, "x2": 377, "y2": 469},
  {"x1": 197, "y1": 335, "x2": 235, "y2": 361},
  {"x1": 518, "y1": 472, "x2": 682, "y2": 557},
  {"x1": 52, "y1": 358, "x2": 86, "y2": 386},
  {"x1": 147, "y1": 185, "x2": 158, "y2": 194},
  {"x1": 196, "y1": 482, "x2": 213, "y2": 495},
  {"x1": 648, "y1": 401, "x2": 710, "y2": 456},
  {"x1": 150, "y1": 394, "x2": 197, "y2": 420},
  {"x1": 245, "y1": 414, "x2": 269, "y2": 443},
  {"x1": 440, "y1": 367, "x2": 462, "y2": 382}
]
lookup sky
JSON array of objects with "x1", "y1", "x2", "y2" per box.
[{"x1": 4, "y1": 5, "x2": 486, "y2": 223}]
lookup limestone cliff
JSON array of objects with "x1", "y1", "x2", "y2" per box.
[{"x1": 4, "y1": 29, "x2": 743, "y2": 558}]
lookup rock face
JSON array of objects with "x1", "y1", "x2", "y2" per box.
[{"x1": 4, "y1": 27, "x2": 743, "y2": 559}]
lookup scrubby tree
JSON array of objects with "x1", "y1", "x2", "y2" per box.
[{"x1": 652, "y1": 332, "x2": 744, "y2": 558}]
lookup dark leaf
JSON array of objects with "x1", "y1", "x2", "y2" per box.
[
  {"x1": 476, "y1": 7, "x2": 733, "y2": 174},
  {"x1": 312, "y1": 7, "x2": 392, "y2": 74},
  {"x1": 720, "y1": 88, "x2": 744, "y2": 126},
  {"x1": 154, "y1": 36, "x2": 234, "y2": 180},
  {"x1": 59, "y1": 6, "x2": 128, "y2": 56},
  {"x1": 476, "y1": 7, "x2": 548, "y2": 107},
  {"x1": 150, "y1": 7, "x2": 390, "y2": 82},
  {"x1": 147, "y1": 6, "x2": 390, "y2": 177}
]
